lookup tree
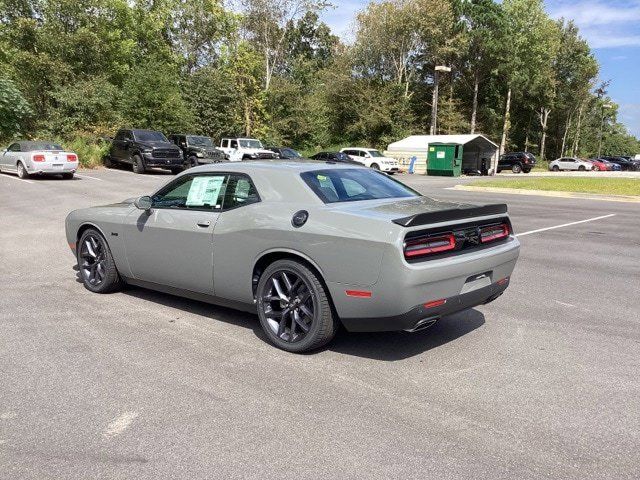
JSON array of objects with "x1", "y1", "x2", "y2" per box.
[{"x1": 0, "y1": 77, "x2": 32, "y2": 140}]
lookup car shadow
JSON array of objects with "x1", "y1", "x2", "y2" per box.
[{"x1": 110, "y1": 282, "x2": 485, "y2": 360}]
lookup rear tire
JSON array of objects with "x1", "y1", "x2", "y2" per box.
[
  {"x1": 17, "y1": 162, "x2": 29, "y2": 179},
  {"x1": 77, "y1": 229, "x2": 123, "y2": 293},
  {"x1": 132, "y1": 155, "x2": 145, "y2": 174},
  {"x1": 552, "y1": 165, "x2": 560, "y2": 172},
  {"x1": 62, "y1": 172, "x2": 74, "y2": 180},
  {"x1": 371, "y1": 163, "x2": 380, "y2": 170},
  {"x1": 512, "y1": 164, "x2": 522, "y2": 174},
  {"x1": 256, "y1": 259, "x2": 338, "y2": 353}
]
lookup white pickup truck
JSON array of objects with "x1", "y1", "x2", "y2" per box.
[
  {"x1": 219, "y1": 138, "x2": 278, "y2": 162},
  {"x1": 340, "y1": 147, "x2": 399, "y2": 174}
]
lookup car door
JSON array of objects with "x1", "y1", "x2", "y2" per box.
[
  {"x1": 1, "y1": 143, "x2": 19, "y2": 171},
  {"x1": 123, "y1": 172, "x2": 227, "y2": 294}
]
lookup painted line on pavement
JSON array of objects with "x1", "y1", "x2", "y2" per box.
[
  {"x1": 103, "y1": 411, "x2": 139, "y2": 438},
  {"x1": 75, "y1": 173, "x2": 103, "y2": 181},
  {"x1": 0, "y1": 173, "x2": 34, "y2": 184},
  {"x1": 516, "y1": 214, "x2": 617, "y2": 237}
]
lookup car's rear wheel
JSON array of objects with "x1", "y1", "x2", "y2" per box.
[
  {"x1": 256, "y1": 259, "x2": 338, "y2": 353},
  {"x1": 77, "y1": 229, "x2": 123, "y2": 293},
  {"x1": 132, "y1": 155, "x2": 145, "y2": 174},
  {"x1": 17, "y1": 162, "x2": 29, "y2": 179},
  {"x1": 62, "y1": 172, "x2": 74, "y2": 180},
  {"x1": 371, "y1": 163, "x2": 380, "y2": 170},
  {"x1": 552, "y1": 165, "x2": 560, "y2": 172},
  {"x1": 512, "y1": 164, "x2": 522, "y2": 174}
]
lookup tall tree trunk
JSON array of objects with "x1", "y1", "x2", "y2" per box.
[
  {"x1": 538, "y1": 107, "x2": 550, "y2": 162},
  {"x1": 470, "y1": 72, "x2": 479, "y2": 134},
  {"x1": 561, "y1": 111, "x2": 573, "y2": 157},
  {"x1": 244, "y1": 101, "x2": 252, "y2": 136},
  {"x1": 499, "y1": 87, "x2": 511, "y2": 155},
  {"x1": 572, "y1": 101, "x2": 584, "y2": 156}
]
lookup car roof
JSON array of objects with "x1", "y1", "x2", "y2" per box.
[
  {"x1": 15, "y1": 140, "x2": 63, "y2": 149},
  {"x1": 190, "y1": 160, "x2": 362, "y2": 173}
]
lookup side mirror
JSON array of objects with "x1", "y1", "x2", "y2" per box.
[{"x1": 134, "y1": 195, "x2": 152, "y2": 212}]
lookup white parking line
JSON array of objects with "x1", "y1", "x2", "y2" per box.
[
  {"x1": 0, "y1": 173, "x2": 34, "y2": 184},
  {"x1": 103, "y1": 411, "x2": 139, "y2": 438},
  {"x1": 516, "y1": 214, "x2": 617, "y2": 237},
  {"x1": 75, "y1": 173, "x2": 103, "y2": 181}
]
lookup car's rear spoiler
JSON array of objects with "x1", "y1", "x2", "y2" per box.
[{"x1": 392, "y1": 204, "x2": 508, "y2": 227}]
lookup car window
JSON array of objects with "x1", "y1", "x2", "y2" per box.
[
  {"x1": 283, "y1": 148, "x2": 300, "y2": 158},
  {"x1": 152, "y1": 174, "x2": 227, "y2": 210},
  {"x1": 134, "y1": 131, "x2": 167, "y2": 142},
  {"x1": 301, "y1": 169, "x2": 420, "y2": 203},
  {"x1": 222, "y1": 174, "x2": 260, "y2": 210},
  {"x1": 7, "y1": 143, "x2": 20, "y2": 152},
  {"x1": 230, "y1": 140, "x2": 238, "y2": 149}
]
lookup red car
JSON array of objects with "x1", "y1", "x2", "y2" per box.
[{"x1": 588, "y1": 158, "x2": 609, "y2": 171}]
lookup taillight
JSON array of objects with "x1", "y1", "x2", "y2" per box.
[
  {"x1": 480, "y1": 223, "x2": 510, "y2": 243},
  {"x1": 33, "y1": 154, "x2": 45, "y2": 162},
  {"x1": 404, "y1": 233, "x2": 456, "y2": 259},
  {"x1": 67, "y1": 154, "x2": 77, "y2": 162}
]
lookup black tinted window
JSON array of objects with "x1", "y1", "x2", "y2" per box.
[
  {"x1": 134, "y1": 130, "x2": 167, "y2": 142},
  {"x1": 222, "y1": 174, "x2": 260, "y2": 210},
  {"x1": 301, "y1": 169, "x2": 419, "y2": 203},
  {"x1": 7, "y1": 143, "x2": 20, "y2": 152}
]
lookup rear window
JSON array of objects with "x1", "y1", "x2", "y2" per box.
[
  {"x1": 21, "y1": 142, "x2": 63, "y2": 151},
  {"x1": 301, "y1": 169, "x2": 419, "y2": 203}
]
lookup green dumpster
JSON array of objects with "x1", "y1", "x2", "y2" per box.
[{"x1": 426, "y1": 143, "x2": 462, "y2": 176}]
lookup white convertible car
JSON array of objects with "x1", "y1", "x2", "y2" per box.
[{"x1": 0, "y1": 140, "x2": 78, "y2": 179}]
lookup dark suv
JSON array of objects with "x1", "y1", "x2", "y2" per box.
[
  {"x1": 106, "y1": 129, "x2": 184, "y2": 174},
  {"x1": 169, "y1": 134, "x2": 226, "y2": 167},
  {"x1": 498, "y1": 152, "x2": 536, "y2": 173},
  {"x1": 600, "y1": 156, "x2": 640, "y2": 171}
]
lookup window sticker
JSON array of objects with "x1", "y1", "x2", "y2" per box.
[{"x1": 186, "y1": 176, "x2": 225, "y2": 207}]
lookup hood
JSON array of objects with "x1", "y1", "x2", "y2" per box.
[
  {"x1": 138, "y1": 140, "x2": 179, "y2": 149},
  {"x1": 325, "y1": 196, "x2": 478, "y2": 223}
]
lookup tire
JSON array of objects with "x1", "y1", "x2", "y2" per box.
[
  {"x1": 371, "y1": 163, "x2": 380, "y2": 170},
  {"x1": 16, "y1": 162, "x2": 29, "y2": 179},
  {"x1": 578, "y1": 165, "x2": 585, "y2": 171},
  {"x1": 77, "y1": 229, "x2": 123, "y2": 294},
  {"x1": 256, "y1": 259, "x2": 338, "y2": 353},
  {"x1": 512, "y1": 164, "x2": 522, "y2": 174},
  {"x1": 132, "y1": 155, "x2": 145, "y2": 174},
  {"x1": 62, "y1": 172, "x2": 74, "y2": 180},
  {"x1": 103, "y1": 155, "x2": 114, "y2": 168},
  {"x1": 552, "y1": 165, "x2": 560, "y2": 172}
]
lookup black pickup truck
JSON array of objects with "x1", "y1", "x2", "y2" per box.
[
  {"x1": 168, "y1": 134, "x2": 227, "y2": 167},
  {"x1": 106, "y1": 129, "x2": 184, "y2": 174}
]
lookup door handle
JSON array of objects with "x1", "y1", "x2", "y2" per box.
[{"x1": 197, "y1": 220, "x2": 211, "y2": 228}]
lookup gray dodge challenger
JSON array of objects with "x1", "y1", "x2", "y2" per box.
[{"x1": 65, "y1": 161, "x2": 520, "y2": 352}]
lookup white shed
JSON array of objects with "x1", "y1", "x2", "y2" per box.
[{"x1": 384, "y1": 134, "x2": 499, "y2": 175}]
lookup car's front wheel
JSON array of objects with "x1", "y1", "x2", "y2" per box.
[
  {"x1": 256, "y1": 259, "x2": 338, "y2": 353},
  {"x1": 77, "y1": 229, "x2": 123, "y2": 293},
  {"x1": 578, "y1": 165, "x2": 586, "y2": 171},
  {"x1": 371, "y1": 163, "x2": 380, "y2": 170},
  {"x1": 132, "y1": 155, "x2": 146, "y2": 174},
  {"x1": 512, "y1": 164, "x2": 522, "y2": 174}
]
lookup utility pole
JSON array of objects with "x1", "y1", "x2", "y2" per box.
[
  {"x1": 597, "y1": 103, "x2": 612, "y2": 158},
  {"x1": 430, "y1": 65, "x2": 451, "y2": 135}
]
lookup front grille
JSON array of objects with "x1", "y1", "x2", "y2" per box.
[
  {"x1": 153, "y1": 149, "x2": 180, "y2": 159},
  {"x1": 206, "y1": 150, "x2": 224, "y2": 159}
]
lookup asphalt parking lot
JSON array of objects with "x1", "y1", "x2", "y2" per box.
[{"x1": 1, "y1": 167, "x2": 639, "y2": 479}]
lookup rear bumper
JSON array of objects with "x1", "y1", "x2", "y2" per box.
[
  {"x1": 28, "y1": 163, "x2": 77, "y2": 174},
  {"x1": 341, "y1": 279, "x2": 509, "y2": 332}
]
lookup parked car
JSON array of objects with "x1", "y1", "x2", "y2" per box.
[
  {"x1": 169, "y1": 134, "x2": 226, "y2": 167},
  {"x1": 218, "y1": 137, "x2": 278, "y2": 161},
  {"x1": 600, "y1": 156, "x2": 639, "y2": 171},
  {"x1": 587, "y1": 158, "x2": 609, "y2": 171},
  {"x1": 106, "y1": 129, "x2": 183, "y2": 174},
  {"x1": 548, "y1": 157, "x2": 593, "y2": 171},
  {"x1": 497, "y1": 152, "x2": 536, "y2": 173},
  {"x1": 65, "y1": 162, "x2": 519, "y2": 352},
  {"x1": 309, "y1": 151, "x2": 361, "y2": 164},
  {"x1": 340, "y1": 147, "x2": 400, "y2": 174},
  {"x1": 266, "y1": 146, "x2": 303, "y2": 159},
  {"x1": 0, "y1": 140, "x2": 78, "y2": 179}
]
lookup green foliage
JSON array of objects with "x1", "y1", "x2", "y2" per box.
[{"x1": 0, "y1": 77, "x2": 32, "y2": 141}]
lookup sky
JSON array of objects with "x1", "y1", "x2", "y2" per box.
[{"x1": 319, "y1": 0, "x2": 640, "y2": 138}]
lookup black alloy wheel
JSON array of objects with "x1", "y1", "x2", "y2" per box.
[
  {"x1": 77, "y1": 229, "x2": 122, "y2": 293},
  {"x1": 512, "y1": 164, "x2": 522, "y2": 174},
  {"x1": 256, "y1": 259, "x2": 338, "y2": 352},
  {"x1": 132, "y1": 155, "x2": 145, "y2": 174}
]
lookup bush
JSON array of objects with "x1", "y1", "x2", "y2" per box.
[{"x1": 60, "y1": 135, "x2": 110, "y2": 168}]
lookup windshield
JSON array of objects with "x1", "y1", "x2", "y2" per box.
[
  {"x1": 367, "y1": 149, "x2": 384, "y2": 157},
  {"x1": 239, "y1": 139, "x2": 263, "y2": 149},
  {"x1": 134, "y1": 131, "x2": 168, "y2": 142},
  {"x1": 301, "y1": 168, "x2": 419, "y2": 203},
  {"x1": 187, "y1": 136, "x2": 213, "y2": 147}
]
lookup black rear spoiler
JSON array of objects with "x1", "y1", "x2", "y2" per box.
[{"x1": 392, "y1": 204, "x2": 508, "y2": 227}]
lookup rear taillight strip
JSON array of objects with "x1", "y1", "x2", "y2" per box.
[
  {"x1": 404, "y1": 233, "x2": 456, "y2": 258},
  {"x1": 480, "y1": 224, "x2": 510, "y2": 243}
]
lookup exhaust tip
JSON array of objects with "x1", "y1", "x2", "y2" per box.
[{"x1": 404, "y1": 317, "x2": 439, "y2": 333}]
